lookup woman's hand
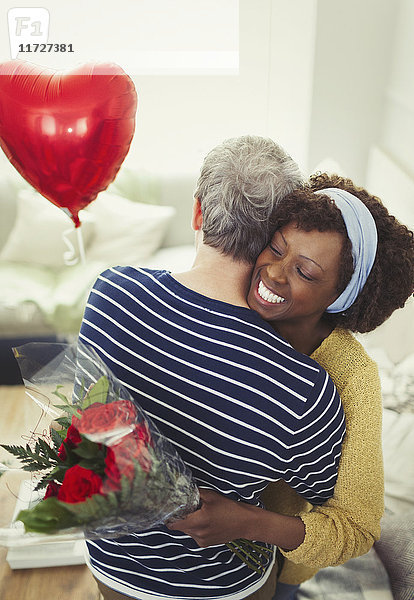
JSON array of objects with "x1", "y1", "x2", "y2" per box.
[
  {"x1": 166, "y1": 488, "x2": 257, "y2": 547},
  {"x1": 167, "y1": 487, "x2": 306, "y2": 550}
]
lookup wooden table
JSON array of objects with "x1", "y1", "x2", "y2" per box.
[{"x1": 0, "y1": 386, "x2": 100, "y2": 600}]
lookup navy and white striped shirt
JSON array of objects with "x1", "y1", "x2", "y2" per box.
[{"x1": 79, "y1": 267, "x2": 345, "y2": 600}]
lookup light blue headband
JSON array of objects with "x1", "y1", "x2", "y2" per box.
[{"x1": 315, "y1": 188, "x2": 378, "y2": 313}]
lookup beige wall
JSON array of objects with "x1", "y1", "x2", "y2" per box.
[
  {"x1": 380, "y1": 0, "x2": 414, "y2": 180},
  {"x1": 307, "y1": 0, "x2": 398, "y2": 184}
]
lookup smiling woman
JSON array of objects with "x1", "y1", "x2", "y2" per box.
[{"x1": 249, "y1": 173, "x2": 414, "y2": 600}]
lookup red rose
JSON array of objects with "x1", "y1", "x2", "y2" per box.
[
  {"x1": 72, "y1": 400, "x2": 137, "y2": 437},
  {"x1": 58, "y1": 444, "x2": 66, "y2": 461},
  {"x1": 58, "y1": 423, "x2": 82, "y2": 460},
  {"x1": 57, "y1": 464, "x2": 103, "y2": 503},
  {"x1": 110, "y1": 426, "x2": 152, "y2": 480},
  {"x1": 134, "y1": 421, "x2": 152, "y2": 447},
  {"x1": 44, "y1": 481, "x2": 60, "y2": 498},
  {"x1": 104, "y1": 447, "x2": 122, "y2": 491}
]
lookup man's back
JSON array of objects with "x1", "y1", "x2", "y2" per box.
[{"x1": 79, "y1": 266, "x2": 345, "y2": 600}]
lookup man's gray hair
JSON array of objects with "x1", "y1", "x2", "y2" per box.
[{"x1": 194, "y1": 135, "x2": 303, "y2": 263}]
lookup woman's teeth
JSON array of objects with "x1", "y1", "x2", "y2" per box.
[{"x1": 258, "y1": 280, "x2": 286, "y2": 304}]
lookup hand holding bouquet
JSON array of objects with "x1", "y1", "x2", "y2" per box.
[{"x1": 0, "y1": 342, "x2": 273, "y2": 573}]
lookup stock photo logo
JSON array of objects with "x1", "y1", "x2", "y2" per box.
[{"x1": 7, "y1": 8, "x2": 50, "y2": 59}]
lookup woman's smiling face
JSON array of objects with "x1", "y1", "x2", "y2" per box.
[{"x1": 248, "y1": 223, "x2": 344, "y2": 325}]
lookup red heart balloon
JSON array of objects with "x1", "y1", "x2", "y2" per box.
[{"x1": 0, "y1": 60, "x2": 137, "y2": 227}]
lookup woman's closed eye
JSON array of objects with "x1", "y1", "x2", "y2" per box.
[
  {"x1": 296, "y1": 267, "x2": 313, "y2": 282},
  {"x1": 269, "y1": 244, "x2": 314, "y2": 281},
  {"x1": 269, "y1": 243, "x2": 282, "y2": 256}
]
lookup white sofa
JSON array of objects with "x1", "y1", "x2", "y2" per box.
[{"x1": 0, "y1": 168, "x2": 197, "y2": 382}]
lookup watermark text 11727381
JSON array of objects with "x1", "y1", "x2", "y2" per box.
[{"x1": 18, "y1": 43, "x2": 74, "y2": 53}]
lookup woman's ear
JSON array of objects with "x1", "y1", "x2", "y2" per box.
[{"x1": 192, "y1": 198, "x2": 203, "y2": 231}]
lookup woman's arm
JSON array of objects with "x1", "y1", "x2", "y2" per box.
[
  {"x1": 274, "y1": 333, "x2": 384, "y2": 570},
  {"x1": 168, "y1": 487, "x2": 306, "y2": 550},
  {"x1": 170, "y1": 332, "x2": 384, "y2": 576}
]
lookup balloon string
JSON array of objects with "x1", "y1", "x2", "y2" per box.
[
  {"x1": 77, "y1": 226, "x2": 86, "y2": 265},
  {"x1": 62, "y1": 227, "x2": 86, "y2": 266}
]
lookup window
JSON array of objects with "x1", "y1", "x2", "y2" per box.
[{"x1": 6, "y1": 0, "x2": 239, "y2": 75}]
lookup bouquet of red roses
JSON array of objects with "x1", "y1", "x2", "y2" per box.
[
  {"x1": 0, "y1": 342, "x2": 273, "y2": 573},
  {"x1": 0, "y1": 341, "x2": 200, "y2": 540}
]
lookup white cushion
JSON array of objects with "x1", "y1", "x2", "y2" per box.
[
  {"x1": 382, "y1": 409, "x2": 414, "y2": 513},
  {"x1": 391, "y1": 353, "x2": 414, "y2": 413},
  {"x1": 297, "y1": 547, "x2": 393, "y2": 600},
  {"x1": 0, "y1": 189, "x2": 94, "y2": 268},
  {"x1": 85, "y1": 191, "x2": 175, "y2": 265},
  {"x1": 375, "y1": 511, "x2": 414, "y2": 600},
  {"x1": 363, "y1": 348, "x2": 414, "y2": 414},
  {"x1": 0, "y1": 262, "x2": 56, "y2": 337},
  {"x1": 0, "y1": 176, "x2": 18, "y2": 252}
]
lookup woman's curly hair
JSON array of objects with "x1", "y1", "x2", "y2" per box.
[{"x1": 270, "y1": 172, "x2": 414, "y2": 333}]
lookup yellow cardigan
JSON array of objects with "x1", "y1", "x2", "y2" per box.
[{"x1": 262, "y1": 327, "x2": 385, "y2": 585}]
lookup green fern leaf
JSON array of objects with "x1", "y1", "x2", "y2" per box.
[
  {"x1": 50, "y1": 427, "x2": 64, "y2": 451},
  {"x1": 0, "y1": 443, "x2": 57, "y2": 471},
  {"x1": 54, "y1": 415, "x2": 72, "y2": 429},
  {"x1": 33, "y1": 473, "x2": 54, "y2": 491},
  {"x1": 37, "y1": 437, "x2": 59, "y2": 462},
  {"x1": 61, "y1": 491, "x2": 119, "y2": 525}
]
